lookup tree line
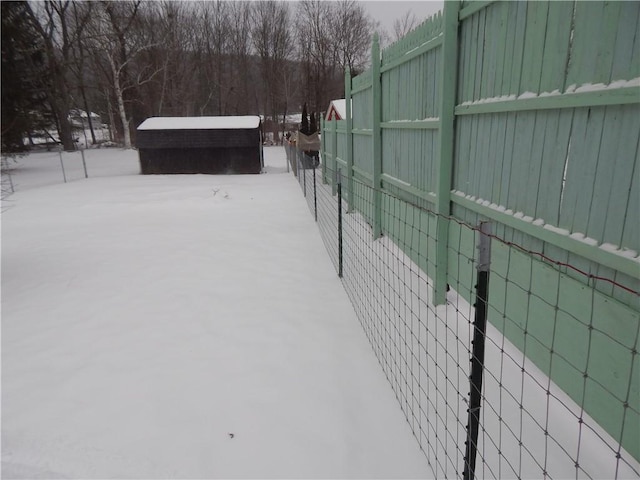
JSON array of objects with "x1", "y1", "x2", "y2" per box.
[{"x1": 1, "y1": 0, "x2": 391, "y2": 152}]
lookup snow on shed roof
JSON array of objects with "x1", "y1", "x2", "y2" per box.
[
  {"x1": 326, "y1": 99, "x2": 351, "y2": 120},
  {"x1": 332, "y1": 100, "x2": 347, "y2": 119},
  {"x1": 137, "y1": 116, "x2": 261, "y2": 131}
]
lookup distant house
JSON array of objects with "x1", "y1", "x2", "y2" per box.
[
  {"x1": 325, "y1": 99, "x2": 351, "y2": 121},
  {"x1": 282, "y1": 113, "x2": 302, "y2": 132},
  {"x1": 68, "y1": 109, "x2": 101, "y2": 129},
  {"x1": 136, "y1": 116, "x2": 263, "y2": 174}
]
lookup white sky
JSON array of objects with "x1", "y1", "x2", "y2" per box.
[{"x1": 360, "y1": 0, "x2": 444, "y2": 36}]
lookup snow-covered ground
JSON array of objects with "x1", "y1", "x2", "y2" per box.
[
  {"x1": 1, "y1": 147, "x2": 430, "y2": 479},
  {"x1": 3, "y1": 147, "x2": 639, "y2": 479},
  {"x1": 303, "y1": 173, "x2": 640, "y2": 480}
]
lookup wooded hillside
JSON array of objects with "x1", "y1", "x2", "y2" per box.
[{"x1": 1, "y1": 0, "x2": 378, "y2": 151}]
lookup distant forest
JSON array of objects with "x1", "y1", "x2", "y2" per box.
[{"x1": 2, "y1": 0, "x2": 404, "y2": 152}]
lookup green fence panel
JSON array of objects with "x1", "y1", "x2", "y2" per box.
[
  {"x1": 490, "y1": 241, "x2": 640, "y2": 461},
  {"x1": 321, "y1": 0, "x2": 640, "y2": 459}
]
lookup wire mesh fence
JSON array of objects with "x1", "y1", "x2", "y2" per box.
[
  {"x1": 0, "y1": 148, "x2": 141, "y2": 199},
  {"x1": 293, "y1": 160, "x2": 640, "y2": 479},
  {"x1": 0, "y1": 148, "x2": 100, "y2": 196}
]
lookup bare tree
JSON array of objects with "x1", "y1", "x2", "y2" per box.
[
  {"x1": 296, "y1": 0, "x2": 336, "y2": 112},
  {"x1": 196, "y1": 1, "x2": 232, "y2": 116},
  {"x1": 88, "y1": 1, "x2": 161, "y2": 148},
  {"x1": 7, "y1": 0, "x2": 373, "y2": 148},
  {"x1": 68, "y1": 2, "x2": 97, "y2": 144},
  {"x1": 251, "y1": 1, "x2": 293, "y2": 142},
  {"x1": 1, "y1": 1, "x2": 49, "y2": 152},
  {"x1": 296, "y1": 0, "x2": 375, "y2": 113},
  {"x1": 227, "y1": 1, "x2": 254, "y2": 115},
  {"x1": 393, "y1": 10, "x2": 419, "y2": 41},
  {"x1": 140, "y1": 1, "x2": 200, "y2": 117},
  {"x1": 24, "y1": 1, "x2": 88, "y2": 151},
  {"x1": 332, "y1": 0, "x2": 375, "y2": 74}
]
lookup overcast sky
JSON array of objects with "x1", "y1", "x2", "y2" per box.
[{"x1": 360, "y1": 1, "x2": 444, "y2": 38}]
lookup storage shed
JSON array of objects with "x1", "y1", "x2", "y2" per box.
[
  {"x1": 325, "y1": 99, "x2": 351, "y2": 121},
  {"x1": 136, "y1": 116, "x2": 263, "y2": 174}
]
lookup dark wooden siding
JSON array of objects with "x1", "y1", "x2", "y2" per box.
[
  {"x1": 139, "y1": 147, "x2": 261, "y2": 174},
  {"x1": 136, "y1": 126, "x2": 262, "y2": 174},
  {"x1": 136, "y1": 128, "x2": 260, "y2": 149}
]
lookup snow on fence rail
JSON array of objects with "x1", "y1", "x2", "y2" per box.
[
  {"x1": 293, "y1": 160, "x2": 639, "y2": 479},
  {"x1": 321, "y1": 1, "x2": 639, "y2": 472},
  {"x1": 336, "y1": 0, "x2": 639, "y2": 301}
]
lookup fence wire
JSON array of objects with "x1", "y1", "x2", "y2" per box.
[{"x1": 293, "y1": 160, "x2": 640, "y2": 480}]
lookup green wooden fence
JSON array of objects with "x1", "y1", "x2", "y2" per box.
[{"x1": 321, "y1": 0, "x2": 640, "y2": 462}]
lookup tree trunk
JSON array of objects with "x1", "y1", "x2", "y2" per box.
[
  {"x1": 109, "y1": 56, "x2": 131, "y2": 149},
  {"x1": 281, "y1": 109, "x2": 287, "y2": 146},
  {"x1": 80, "y1": 85, "x2": 97, "y2": 145},
  {"x1": 50, "y1": 100, "x2": 74, "y2": 151},
  {"x1": 76, "y1": 34, "x2": 97, "y2": 145},
  {"x1": 115, "y1": 81, "x2": 131, "y2": 148},
  {"x1": 105, "y1": 89, "x2": 115, "y2": 142},
  {"x1": 51, "y1": 70, "x2": 75, "y2": 151}
]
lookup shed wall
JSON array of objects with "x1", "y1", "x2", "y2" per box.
[
  {"x1": 136, "y1": 128, "x2": 259, "y2": 149},
  {"x1": 139, "y1": 147, "x2": 261, "y2": 174},
  {"x1": 136, "y1": 126, "x2": 262, "y2": 174}
]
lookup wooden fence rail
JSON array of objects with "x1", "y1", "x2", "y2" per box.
[{"x1": 321, "y1": 0, "x2": 640, "y2": 464}]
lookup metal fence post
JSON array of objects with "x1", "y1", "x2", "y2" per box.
[
  {"x1": 322, "y1": 122, "x2": 328, "y2": 185},
  {"x1": 286, "y1": 143, "x2": 290, "y2": 173},
  {"x1": 81, "y1": 149, "x2": 88, "y2": 178},
  {"x1": 320, "y1": 116, "x2": 325, "y2": 173},
  {"x1": 58, "y1": 149, "x2": 67, "y2": 183},
  {"x1": 332, "y1": 117, "x2": 338, "y2": 196},
  {"x1": 464, "y1": 221, "x2": 492, "y2": 480},
  {"x1": 303, "y1": 157, "x2": 307, "y2": 197},
  {"x1": 345, "y1": 68, "x2": 354, "y2": 213},
  {"x1": 337, "y1": 168, "x2": 343, "y2": 278},
  {"x1": 371, "y1": 32, "x2": 382, "y2": 238},
  {"x1": 313, "y1": 164, "x2": 318, "y2": 222}
]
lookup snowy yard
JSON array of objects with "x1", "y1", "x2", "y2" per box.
[
  {"x1": 3, "y1": 147, "x2": 639, "y2": 480},
  {"x1": 1, "y1": 147, "x2": 430, "y2": 478}
]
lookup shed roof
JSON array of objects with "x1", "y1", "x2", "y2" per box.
[
  {"x1": 325, "y1": 99, "x2": 351, "y2": 120},
  {"x1": 138, "y1": 116, "x2": 261, "y2": 131}
]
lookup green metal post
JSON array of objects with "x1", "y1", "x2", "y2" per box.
[
  {"x1": 321, "y1": 118, "x2": 327, "y2": 184},
  {"x1": 332, "y1": 117, "x2": 338, "y2": 196},
  {"x1": 464, "y1": 221, "x2": 492, "y2": 480},
  {"x1": 433, "y1": 0, "x2": 460, "y2": 306},
  {"x1": 81, "y1": 149, "x2": 88, "y2": 178},
  {"x1": 313, "y1": 165, "x2": 317, "y2": 222},
  {"x1": 337, "y1": 169, "x2": 343, "y2": 278},
  {"x1": 372, "y1": 33, "x2": 382, "y2": 238},
  {"x1": 58, "y1": 149, "x2": 67, "y2": 183},
  {"x1": 320, "y1": 116, "x2": 325, "y2": 173},
  {"x1": 345, "y1": 68, "x2": 354, "y2": 212}
]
